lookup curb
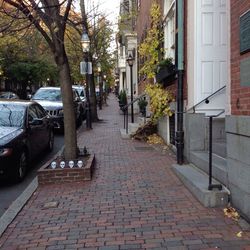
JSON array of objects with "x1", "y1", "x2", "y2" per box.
[
  {"x1": 0, "y1": 177, "x2": 38, "y2": 237},
  {"x1": 0, "y1": 147, "x2": 65, "y2": 238}
]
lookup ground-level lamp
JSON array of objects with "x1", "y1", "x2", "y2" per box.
[
  {"x1": 126, "y1": 53, "x2": 134, "y2": 123},
  {"x1": 81, "y1": 29, "x2": 92, "y2": 129}
]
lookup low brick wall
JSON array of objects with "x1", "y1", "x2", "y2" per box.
[{"x1": 37, "y1": 154, "x2": 95, "y2": 185}]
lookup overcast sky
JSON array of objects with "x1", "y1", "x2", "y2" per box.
[
  {"x1": 86, "y1": 0, "x2": 120, "y2": 30},
  {"x1": 84, "y1": 0, "x2": 120, "y2": 51}
]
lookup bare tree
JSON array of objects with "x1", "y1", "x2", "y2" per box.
[{"x1": 0, "y1": 0, "x2": 77, "y2": 159}]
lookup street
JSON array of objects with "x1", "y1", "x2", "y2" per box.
[{"x1": 0, "y1": 133, "x2": 64, "y2": 218}]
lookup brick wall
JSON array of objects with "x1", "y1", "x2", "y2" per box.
[
  {"x1": 136, "y1": 0, "x2": 163, "y2": 95},
  {"x1": 136, "y1": 0, "x2": 187, "y2": 101},
  {"x1": 231, "y1": 0, "x2": 250, "y2": 115}
]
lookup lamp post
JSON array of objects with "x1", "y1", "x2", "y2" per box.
[
  {"x1": 103, "y1": 74, "x2": 107, "y2": 104},
  {"x1": 126, "y1": 53, "x2": 134, "y2": 123},
  {"x1": 81, "y1": 29, "x2": 92, "y2": 129},
  {"x1": 97, "y1": 62, "x2": 102, "y2": 110}
]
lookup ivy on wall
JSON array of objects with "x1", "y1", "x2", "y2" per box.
[
  {"x1": 145, "y1": 84, "x2": 174, "y2": 123},
  {"x1": 138, "y1": 1, "x2": 162, "y2": 79}
]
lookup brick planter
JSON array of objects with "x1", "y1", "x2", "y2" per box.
[{"x1": 38, "y1": 153, "x2": 95, "y2": 185}]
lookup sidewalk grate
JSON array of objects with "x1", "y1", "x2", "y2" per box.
[{"x1": 134, "y1": 146, "x2": 154, "y2": 151}]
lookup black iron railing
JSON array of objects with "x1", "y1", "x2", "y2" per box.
[
  {"x1": 187, "y1": 86, "x2": 226, "y2": 190},
  {"x1": 187, "y1": 85, "x2": 226, "y2": 113},
  {"x1": 122, "y1": 93, "x2": 146, "y2": 134}
]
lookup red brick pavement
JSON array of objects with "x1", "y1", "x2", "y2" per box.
[{"x1": 0, "y1": 94, "x2": 250, "y2": 250}]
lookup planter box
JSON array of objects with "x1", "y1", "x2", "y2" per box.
[
  {"x1": 38, "y1": 153, "x2": 95, "y2": 185},
  {"x1": 156, "y1": 65, "x2": 176, "y2": 84}
]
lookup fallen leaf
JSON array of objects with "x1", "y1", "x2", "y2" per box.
[
  {"x1": 223, "y1": 207, "x2": 240, "y2": 221},
  {"x1": 236, "y1": 231, "x2": 242, "y2": 237}
]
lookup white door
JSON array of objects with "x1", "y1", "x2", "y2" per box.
[{"x1": 195, "y1": 0, "x2": 228, "y2": 104}]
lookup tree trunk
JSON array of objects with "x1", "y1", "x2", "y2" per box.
[{"x1": 58, "y1": 54, "x2": 77, "y2": 160}]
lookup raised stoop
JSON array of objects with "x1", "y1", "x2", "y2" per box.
[
  {"x1": 172, "y1": 164, "x2": 230, "y2": 207},
  {"x1": 213, "y1": 139, "x2": 227, "y2": 158},
  {"x1": 128, "y1": 122, "x2": 140, "y2": 134},
  {"x1": 120, "y1": 123, "x2": 141, "y2": 139},
  {"x1": 137, "y1": 117, "x2": 150, "y2": 126},
  {"x1": 120, "y1": 128, "x2": 131, "y2": 139},
  {"x1": 190, "y1": 151, "x2": 228, "y2": 187}
]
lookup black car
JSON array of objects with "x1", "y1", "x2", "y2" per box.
[
  {"x1": 0, "y1": 91, "x2": 20, "y2": 99},
  {"x1": 32, "y1": 87, "x2": 83, "y2": 131},
  {"x1": 0, "y1": 100, "x2": 54, "y2": 182}
]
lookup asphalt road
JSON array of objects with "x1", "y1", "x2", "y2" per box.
[{"x1": 0, "y1": 133, "x2": 65, "y2": 217}]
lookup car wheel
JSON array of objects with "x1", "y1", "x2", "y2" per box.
[
  {"x1": 15, "y1": 151, "x2": 28, "y2": 182},
  {"x1": 47, "y1": 131, "x2": 54, "y2": 152}
]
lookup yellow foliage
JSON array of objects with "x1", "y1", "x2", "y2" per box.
[
  {"x1": 147, "y1": 134, "x2": 165, "y2": 145},
  {"x1": 236, "y1": 231, "x2": 243, "y2": 238},
  {"x1": 145, "y1": 84, "x2": 174, "y2": 123},
  {"x1": 223, "y1": 207, "x2": 240, "y2": 221},
  {"x1": 138, "y1": 1, "x2": 162, "y2": 79}
]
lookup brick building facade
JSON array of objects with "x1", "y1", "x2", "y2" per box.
[{"x1": 230, "y1": 0, "x2": 250, "y2": 115}]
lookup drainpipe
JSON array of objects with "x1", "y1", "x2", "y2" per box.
[{"x1": 176, "y1": 0, "x2": 184, "y2": 165}]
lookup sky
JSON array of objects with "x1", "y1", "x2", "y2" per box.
[
  {"x1": 85, "y1": 0, "x2": 120, "y2": 51},
  {"x1": 86, "y1": 0, "x2": 120, "y2": 30}
]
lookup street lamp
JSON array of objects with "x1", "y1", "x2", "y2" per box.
[
  {"x1": 126, "y1": 53, "x2": 134, "y2": 123},
  {"x1": 97, "y1": 62, "x2": 102, "y2": 110},
  {"x1": 103, "y1": 74, "x2": 107, "y2": 104},
  {"x1": 81, "y1": 29, "x2": 92, "y2": 129}
]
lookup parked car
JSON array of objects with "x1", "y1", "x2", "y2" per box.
[
  {"x1": 0, "y1": 100, "x2": 54, "y2": 182},
  {"x1": 0, "y1": 91, "x2": 19, "y2": 100},
  {"x1": 72, "y1": 85, "x2": 86, "y2": 118},
  {"x1": 32, "y1": 87, "x2": 83, "y2": 131}
]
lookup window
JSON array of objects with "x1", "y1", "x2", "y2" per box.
[
  {"x1": 28, "y1": 105, "x2": 38, "y2": 122},
  {"x1": 163, "y1": 0, "x2": 176, "y2": 61},
  {"x1": 34, "y1": 104, "x2": 47, "y2": 118}
]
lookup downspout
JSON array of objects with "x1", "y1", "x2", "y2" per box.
[{"x1": 176, "y1": 0, "x2": 184, "y2": 165}]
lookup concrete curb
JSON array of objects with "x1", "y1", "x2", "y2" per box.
[{"x1": 0, "y1": 177, "x2": 38, "y2": 237}]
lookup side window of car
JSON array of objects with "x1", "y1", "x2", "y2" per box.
[
  {"x1": 28, "y1": 105, "x2": 38, "y2": 122},
  {"x1": 34, "y1": 104, "x2": 47, "y2": 118}
]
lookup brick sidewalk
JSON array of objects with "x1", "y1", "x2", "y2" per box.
[{"x1": 0, "y1": 94, "x2": 250, "y2": 250}]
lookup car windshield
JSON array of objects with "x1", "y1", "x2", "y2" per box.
[
  {"x1": 33, "y1": 89, "x2": 62, "y2": 101},
  {"x1": 0, "y1": 92, "x2": 10, "y2": 99},
  {"x1": 0, "y1": 104, "x2": 25, "y2": 127},
  {"x1": 75, "y1": 88, "x2": 85, "y2": 98}
]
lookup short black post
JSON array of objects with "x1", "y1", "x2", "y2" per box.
[
  {"x1": 130, "y1": 65, "x2": 134, "y2": 123},
  {"x1": 208, "y1": 116, "x2": 213, "y2": 190},
  {"x1": 123, "y1": 108, "x2": 126, "y2": 129},
  {"x1": 126, "y1": 108, "x2": 128, "y2": 134}
]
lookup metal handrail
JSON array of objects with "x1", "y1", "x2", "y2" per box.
[
  {"x1": 121, "y1": 93, "x2": 147, "y2": 134},
  {"x1": 186, "y1": 85, "x2": 226, "y2": 113},
  {"x1": 206, "y1": 108, "x2": 225, "y2": 191},
  {"x1": 122, "y1": 93, "x2": 146, "y2": 111}
]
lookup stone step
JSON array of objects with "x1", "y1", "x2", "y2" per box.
[
  {"x1": 137, "y1": 117, "x2": 150, "y2": 126},
  {"x1": 213, "y1": 140, "x2": 227, "y2": 158},
  {"x1": 172, "y1": 164, "x2": 229, "y2": 207},
  {"x1": 128, "y1": 122, "x2": 140, "y2": 135},
  {"x1": 190, "y1": 151, "x2": 228, "y2": 187},
  {"x1": 120, "y1": 128, "x2": 130, "y2": 139}
]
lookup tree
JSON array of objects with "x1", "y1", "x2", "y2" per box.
[
  {"x1": 0, "y1": 0, "x2": 77, "y2": 159},
  {"x1": 93, "y1": 16, "x2": 115, "y2": 106}
]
